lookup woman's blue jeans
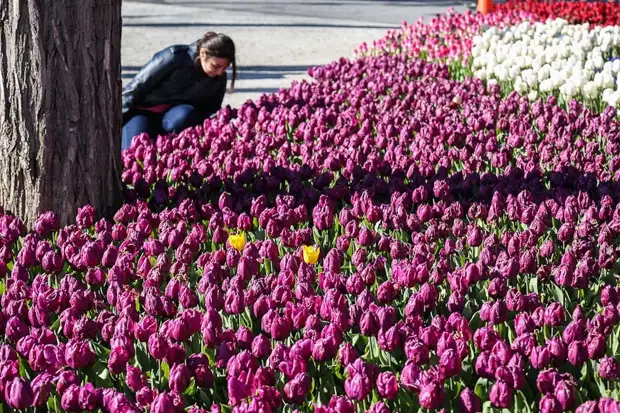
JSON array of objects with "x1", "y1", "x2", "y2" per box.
[{"x1": 121, "y1": 104, "x2": 202, "y2": 150}]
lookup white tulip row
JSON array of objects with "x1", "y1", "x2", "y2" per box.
[{"x1": 470, "y1": 19, "x2": 620, "y2": 109}]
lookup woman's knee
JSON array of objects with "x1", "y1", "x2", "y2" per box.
[
  {"x1": 122, "y1": 114, "x2": 155, "y2": 150},
  {"x1": 162, "y1": 104, "x2": 201, "y2": 133}
]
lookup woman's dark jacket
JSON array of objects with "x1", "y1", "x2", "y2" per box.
[{"x1": 122, "y1": 41, "x2": 227, "y2": 118}]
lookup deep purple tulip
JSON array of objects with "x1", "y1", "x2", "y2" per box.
[
  {"x1": 5, "y1": 377, "x2": 34, "y2": 409},
  {"x1": 151, "y1": 392, "x2": 176, "y2": 413},
  {"x1": 459, "y1": 387, "x2": 482, "y2": 413},
  {"x1": 60, "y1": 384, "x2": 81, "y2": 412},
  {"x1": 65, "y1": 339, "x2": 95, "y2": 369},
  {"x1": 567, "y1": 341, "x2": 587, "y2": 366},
  {"x1": 376, "y1": 372, "x2": 398, "y2": 400},
  {"x1": 126, "y1": 364, "x2": 148, "y2": 391},
  {"x1": 539, "y1": 394, "x2": 562, "y2": 413},
  {"x1": 554, "y1": 380, "x2": 575, "y2": 411},
  {"x1": 169, "y1": 363, "x2": 191, "y2": 393},
  {"x1": 79, "y1": 383, "x2": 103, "y2": 411},
  {"x1": 599, "y1": 357, "x2": 620, "y2": 380},
  {"x1": 418, "y1": 380, "x2": 445, "y2": 409},
  {"x1": 56, "y1": 370, "x2": 81, "y2": 396},
  {"x1": 490, "y1": 380, "x2": 512, "y2": 409}
]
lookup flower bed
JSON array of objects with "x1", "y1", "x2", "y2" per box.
[
  {"x1": 354, "y1": 9, "x2": 539, "y2": 65},
  {"x1": 471, "y1": 19, "x2": 620, "y2": 110},
  {"x1": 1, "y1": 46, "x2": 620, "y2": 412},
  {"x1": 495, "y1": 0, "x2": 620, "y2": 27}
]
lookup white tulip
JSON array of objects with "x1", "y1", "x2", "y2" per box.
[
  {"x1": 607, "y1": 91, "x2": 619, "y2": 108},
  {"x1": 583, "y1": 81, "x2": 599, "y2": 99}
]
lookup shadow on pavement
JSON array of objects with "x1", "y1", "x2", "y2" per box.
[
  {"x1": 121, "y1": 64, "x2": 317, "y2": 81},
  {"x1": 122, "y1": 22, "x2": 398, "y2": 29}
]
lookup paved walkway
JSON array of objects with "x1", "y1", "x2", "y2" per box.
[{"x1": 121, "y1": 0, "x2": 469, "y2": 108}]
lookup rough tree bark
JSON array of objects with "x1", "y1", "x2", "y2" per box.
[{"x1": 0, "y1": 0, "x2": 123, "y2": 228}]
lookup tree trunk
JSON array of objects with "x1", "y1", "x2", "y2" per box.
[{"x1": 0, "y1": 0, "x2": 123, "y2": 228}]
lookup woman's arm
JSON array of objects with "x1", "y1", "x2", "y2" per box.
[
  {"x1": 200, "y1": 75, "x2": 227, "y2": 116},
  {"x1": 122, "y1": 48, "x2": 179, "y2": 114}
]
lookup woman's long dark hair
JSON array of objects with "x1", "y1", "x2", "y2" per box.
[{"x1": 196, "y1": 32, "x2": 237, "y2": 92}]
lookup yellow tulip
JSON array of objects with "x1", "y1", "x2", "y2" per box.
[
  {"x1": 302, "y1": 245, "x2": 320, "y2": 265},
  {"x1": 229, "y1": 232, "x2": 246, "y2": 252}
]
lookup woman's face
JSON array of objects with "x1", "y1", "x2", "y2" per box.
[{"x1": 199, "y1": 49, "x2": 229, "y2": 77}]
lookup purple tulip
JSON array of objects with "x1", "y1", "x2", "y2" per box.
[
  {"x1": 151, "y1": 392, "x2": 176, "y2": 413},
  {"x1": 418, "y1": 380, "x2": 445, "y2": 409},
  {"x1": 60, "y1": 384, "x2": 81, "y2": 412},
  {"x1": 530, "y1": 345, "x2": 551, "y2": 369},
  {"x1": 539, "y1": 394, "x2": 562, "y2": 413},
  {"x1": 439, "y1": 348, "x2": 461, "y2": 379},
  {"x1": 554, "y1": 380, "x2": 575, "y2": 411},
  {"x1": 575, "y1": 401, "x2": 598, "y2": 413},
  {"x1": 148, "y1": 333, "x2": 169, "y2": 360},
  {"x1": 65, "y1": 339, "x2": 95, "y2": 369},
  {"x1": 126, "y1": 364, "x2": 148, "y2": 391},
  {"x1": 79, "y1": 383, "x2": 103, "y2": 411},
  {"x1": 169, "y1": 363, "x2": 191, "y2": 393},
  {"x1": 56, "y1": 370, "x2": 81, "y2": 395},
  {"x1": 283, "y1": 373, "x2": 311, "y2": 405},
  {"x1": 544, "y1": 302, "x2": 566, "y2": 327},
  {"x1": 599, "y1": 357, "x2": 620, "y2": 380},
  {"x1": 376, "y1": 372, "x2": 398, "y2": 400},
  {"x1": 459, "y1": 387, "x2": 482, "y2": 413},
  {"x1": 5, "y1": 377, "x2": 34, "y2": 409},
  {"x1": 136, "y1": 387, "x2": 157, "y2": 408},
  {"x1": 587, "y1": 332, "x2": 607, "y2": 360},
  {"x1": 490, "y1": 380, "x2": 512, "y2": 409},
  {"x1": 567, "y1": 341, "x2": 587, "y2": 366}
]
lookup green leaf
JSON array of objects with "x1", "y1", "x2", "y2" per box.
[
  {"x1": 50, "y1": 317, "x2": 60, "y2": 332},
  {"x1": 475, "y1": 378, "x2": 490, "y2": 401},
  {"x1": 482, "y1": 400, "x2": 495, "y2": 413},
  {"x1": 529, "y1": 277, "x2": 538, "y2": 294},
  {"x1": 0, "y1": 280, "x2": 5, "y2": 296},
  {"x1": 184, "y1": 377, "x2": 197, "y2": 396},
  {"x1": 161, "y1": 360, "x2": 171, "y2": 379},
  {"x1": 135, "y1": 344, "x2": 151, "y2": 371},
  {"x1": 553, "y1": 285, "x2": 565, "y2": 306},
  {"x1": 612, "y1": 330, "x2": 620, "y2": 356}
]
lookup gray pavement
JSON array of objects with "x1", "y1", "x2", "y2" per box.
[{"x1": 121, "y1": 0, "x2": 469, "y2": 109}]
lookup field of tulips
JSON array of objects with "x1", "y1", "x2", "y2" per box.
[
  {"x1": 495, "y1": 0, "x2": 620, "y2": 27},
  {"x1": 471, "y1": 19, "x2": 620, "y2": 110},
  {"x1": 2, "y1": 3, "x2": 620, "y2": 413}
]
